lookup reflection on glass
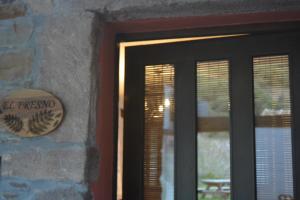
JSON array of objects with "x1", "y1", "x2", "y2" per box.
[
  {"x1": 254, "y1": 55, "x2": 294, "y2": 200},
  {"x1": 144, "y1": 65, "x2": 175, "y2": 200},
  {"x1": 197, "y1": 60, "x2": 231, "y2": 200}
]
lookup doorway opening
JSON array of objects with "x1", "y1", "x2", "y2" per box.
[{"x1": 109, "y1": 20, "x2": 300, "y2": 200}]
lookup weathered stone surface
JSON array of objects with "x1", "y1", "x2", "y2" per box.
[
  {"x1": 2, "y1": 192, "x2": 18, "y2": 200},
  {"x1": 0, "y1": 50, "x2": 33, "y2": 81},
  {"x1": 27, "y1": 0, "x2": 54, "y2": 15},
  {"x1": 0, "y1": 17, "x2": 33, "y2": 47},
  {"x1": 9, "y1": 182, "x2": 29, "y2": 190},
  {"x1": 37, "y1": 14, "x2": 94, "y2": 143},
  {"x1": 0, "y1": 177, "x2": 87, "y2": 200},
  {"x1": 52, "y1": 0, "x2": 300, "y2": 18},
  {"x1": 100, "y1": 1, "x2": 300, "y2": 21},
  {"x1": 34, "y1": 187, "x2": 86, "y2": 200},
  {"x1": 0, "y1": 0, "x2": 17, "y2": 4},
  {"x1": 0, "y1": 2, "x2": 26, "y2": 20},
  {"x1": 1, "y1": 146, "x2": 86, "y2": 182},
  {"x1": 0, "y1": 177, "x2": 30, "y2": 200}
]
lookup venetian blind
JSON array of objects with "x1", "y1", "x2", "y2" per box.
[
  {"x1": 144, "y1": 65, "x2": 175, "y2": 200},
  {"x1": 254, "y1": 55, "x2": 294, "y2": 200},
  {"x1": 196, "y1": 60, "x2": 231, "y2": 196},
  {"x1": 197, "y1": 60, "x2": 230, "y2": 130}
]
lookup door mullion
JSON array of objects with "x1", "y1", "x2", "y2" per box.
[
  {"x1": 123, "y1": 52, "x2": 145, "y2": 200},
  {"x1": 230, "y1": 54, "x2": 256, "y2": 200},
  {"x1": 175, "y1": 60, "x2": 197, "y2": 200},
  {"x1": 290, "y1": 39, "x2": 300, "y2": 200}
]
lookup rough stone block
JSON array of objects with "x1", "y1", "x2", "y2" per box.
[
  {"x1": 37, "y1": 14, "x2": 94, "y2": 143},
  {"x1": 27, "y1": 0, "x2": 54, "y2": 15},
  {"x1": 0, "y1": 17, "x2": 33, "y2": 48},
  {"x1": 0, "y1": 17, "x2": 33, "y2": 47},
  {"x1": 0, "y1": 131, "x2": 21, "y2": 144},
  {"x1": 0, "y1": 49, "x2": 33, "y2": 81},
  {"x1": 0, "y1": 0, "x2": 17, "y2": 4},
  {"x1": 1, "y1": 146, "x2": 86, "y2": 182},
  {"x1": 0, "y1": 177, "x2": 88, "y2": 200},
  {"x1": 0, "y1": 2, "x2": 26, "y2": 20},
  {"x1": 0, "y1": 177, "x2": 30, "y2": 200},
  {"x1": 2, "y1": 192, "x2": 18, "y2": 200},
  {"x1": 34, "y1": 187, "x2": 86, "y2": 200}
]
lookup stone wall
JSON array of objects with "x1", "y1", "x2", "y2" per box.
[
  {"x1": 0, "y1": 0, "x2": 300, "y2": 199},
  {"x1": 0, "y1": 1, "x2": 95, "y2": 199}
]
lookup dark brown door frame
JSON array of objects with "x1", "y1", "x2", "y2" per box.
[{"x1": 93, "y1": 11, "x2": 300, "y2": 200}]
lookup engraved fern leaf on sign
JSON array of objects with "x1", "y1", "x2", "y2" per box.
[
  {"x1": 28, "y1": 110, "x2": 56, "y2": 135},
  {"x1": 3, "y1": 114, "x2": 23, "y2": 133}
]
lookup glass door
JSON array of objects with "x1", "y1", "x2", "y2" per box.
[{"x1": 123, "y1": 30, "x2": 300, "y2": 200}]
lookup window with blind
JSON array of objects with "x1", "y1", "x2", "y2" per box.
[
  {"x1": 144, "y1": 65, "x2": 175, "y2": 200},
  {"x1": 254, "y1": 55, "x2": 294, "y2": 200},
  {"x1": 197, "y1": 60, "x2": 231, "y2": 200}
]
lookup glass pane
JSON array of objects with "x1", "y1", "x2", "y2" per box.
[
  {"x1": 197, "y1": 60, "x2": 231, "y2": 200},
  {"x1": 144, "y1": 65, "x2": 175, "y2": 200},
  {"x1": 254, "y1": 55, "x2": 294, "y2": 200}
]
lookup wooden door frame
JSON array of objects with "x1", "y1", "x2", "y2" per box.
[{"x1": 92, "y1": 11, "x2": 300, "y2": 200}]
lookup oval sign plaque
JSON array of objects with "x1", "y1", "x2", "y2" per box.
[{"x1": 0, "y1": 89, "x2": 64, "y2": 137}]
